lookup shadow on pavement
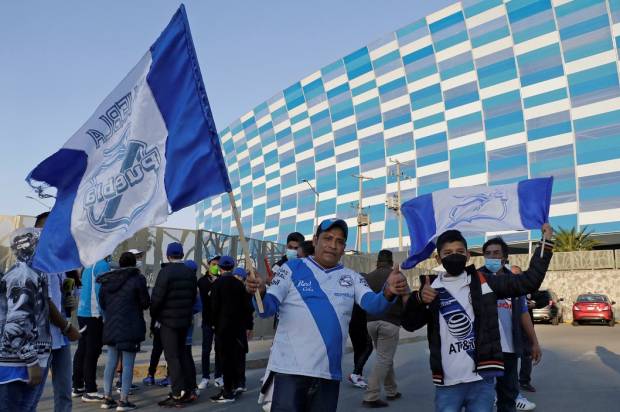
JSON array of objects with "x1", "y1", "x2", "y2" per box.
[{"x1": 596, "y1": 346, "x2": 620, "y2": 376}]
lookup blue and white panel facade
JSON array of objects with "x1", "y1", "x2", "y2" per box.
[{"x1": 198, "y1": 0, "x2": 620, "y2": 252}]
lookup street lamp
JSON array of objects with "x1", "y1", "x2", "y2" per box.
[{"x1": 302, "y1": 179, "x2": 319, "y2": 231}]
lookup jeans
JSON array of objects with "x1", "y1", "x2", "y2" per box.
[
  {"x1": 519, "y1": 341, "x2": 532, "y2": 385},
  {"x1": 0, "y1": 365, "x2": 49, "y2": 412},
  {"x1": 73, "y1": 316, "x2": 104, "y2": 393},
  {"x1": 435, "y1": 377, "x2": 496, "y2": 412},
  {"x1": 271, "y1": 373, "x2": 340, "y2": 412},
  {"x1": 364, "y1": 321, "x2": 399, "y2": 401},
  {"x1": 148, "y1": 328, "x2": 164, "y2": 377},
  {"x1": 160, "y1": 325, "x2": 193, "y2": 397},
  {"x1": 496, "y1": 353, "x2": 519, "y2": 412},
  {"x1": 50, "y1": 345, "x2": 73, "y2": 412},
  {"x1": 103, "y1": 347, "x2": 136, "y2": 400}
]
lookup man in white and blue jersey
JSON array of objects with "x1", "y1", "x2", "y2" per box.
[{"x1": 246, "y1": 218, "x2": 409, "y2": 411}]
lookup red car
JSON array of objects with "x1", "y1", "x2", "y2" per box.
[{"x1": 572, "y1": 294, "x2": 615, "y2": 326}]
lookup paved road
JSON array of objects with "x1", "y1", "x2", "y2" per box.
[{"x1": 38, "y1": 323, "x2": 620, "y2": 411}]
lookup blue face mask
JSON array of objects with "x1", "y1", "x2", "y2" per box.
[
  {"x1": 285, "y1": 248, "x2": 298, "y2": 260},
  {"x1": 485, "y1": 258, "x2": 503, "y2": 273}
]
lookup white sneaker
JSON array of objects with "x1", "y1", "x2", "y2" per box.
[
  {"x1": 348, "y1": 373, "x2": 368, "y2": 389},
  {"x1": 214, "y1": 377, "x2": 224, "y2": 388},
  {"x1": 516, "y1": 394, "x2": 536, "y2": 411},
  {"x1": 198, "y1": 378, "x2": 210, "y2": 390},
  {"x1": 262, "y1": 401, "x2": 272, "y2": 412},
  {"x1": 234, "y1": 386, "x2": 247, "y2": 394}
]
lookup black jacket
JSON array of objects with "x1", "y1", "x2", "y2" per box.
[
  {"x1": 150, "y1": 262, "x2": 197, "y2": 329},
  {"x1": 98, "y1": 267, "x2": 150, "y2": 351},
  {"x1": 402, "y1": 243, "x2": 553, "y2": 385},
  {"x1": 210, "y1": 274, "x2": 253, "y2": 337},
  {"x1": 478, "y1": 265, "x2": 526, "y2": 356},
  {"x1": 198, "y1": 274, "x2": 216, "y2": 327},
  {"x1": 365, "y1": 264, "x2": 403, "y2": 326}
]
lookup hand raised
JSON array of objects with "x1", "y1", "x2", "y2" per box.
[
  {"x1": 245, "y1": 272, "x2": 265, "y2": 295},
  {"x1": 541, "y1": 223, "x2": 553, "y2": 240},
  {"x1": 386, "y1": 264, "x2": 409, "y2": 297},
  {"x1": 420, "y1": 275, "x2": 437, "y2": 304}
]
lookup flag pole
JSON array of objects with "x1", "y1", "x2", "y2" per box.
[{"x1": 227, "y1": 191, "x2": 264, "y2": 313}]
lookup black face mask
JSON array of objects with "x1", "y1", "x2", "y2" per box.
[{"x1": 441, "y1": 253, "x2": 467, "y2": 276}]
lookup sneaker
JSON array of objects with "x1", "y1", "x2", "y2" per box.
[
  {"x1": 348, "y1": 374, "x2": 368, "y2": 389},
  {"x1": 198, "y1": 378, "x2": 209, "y2": 390},
  {"x1": 213, "y1": 377, "x2": 224, "y2": 388},
  {"x1": 262, "y1": 401, "x2": 272, "y2": 412},
  {"x1": 72, "y1": 388, "x2": 86, "y2": 398},
  {"x1": 386, "y1": 392, "x2": 402, "y2": 401},
  {"x1": 362, "y1": 399, "x2": 389, "y2": 408},
  {"x1": 234, "y1": 386, "x2": 247, "y2": 394},
  {"x1": 178, "y1": 391, "x2": 197, "y2": 404},
  {"x1": 116, "y1": 400, "x2": 137, "y2": 411},
  {"x1": 157, "y1": 396, "x2": 182, "y2": 407},
  {"x1": 520, "y1": 383, "x2": 537, "y2": 392},
  {"x1": 210, "y1": 391, "x2": 235, "y2": 403},
  {"x1": 142, "y1": 376, "x2": 155, "y2": 386},
  {"x1": 100, "y1": 397, "x2": 117, "y2": 409},
  {"x1": 516, "y1": 394, "x2": 536, "y2": 411},
  {"x1": 82, "y1": 392, "x2": 105, "y2": 402},
  {"x1": 156, "y1": 377, "x2": 170, "y2": 387}
]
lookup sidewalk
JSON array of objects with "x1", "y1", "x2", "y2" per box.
[{"x1": 90, "y1": 328, "x2": 425, "y2": 379}]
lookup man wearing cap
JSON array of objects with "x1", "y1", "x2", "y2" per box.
[
  {"x1": 197, "y1": 255, "x2": 221, "y2": 390},
  {"x1": 246, "y1": 218, "x2": 409, "y2": 411},
  {"x1": 209, "y1": 257, "x2": 253, "y2": 403},
  {"x1": 150, "y1": 242, "x2": 198, "y2": 407}
]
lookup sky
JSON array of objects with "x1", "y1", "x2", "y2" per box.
[{"x1": 0, "y1": 0, "x2": 454, "y2": 229}]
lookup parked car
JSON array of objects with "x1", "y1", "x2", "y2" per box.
[
  {"x1": 532, "y1": 289, "x2": 564, "y2": 325},
  {"x1": 572, "y1": 294, "x2": 615, "y2": 327}
]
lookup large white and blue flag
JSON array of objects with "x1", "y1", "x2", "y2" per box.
[
  {"x1": 401, "y1": 177, "x2": 553, "y2": 269},
  {"x1": 27, "y1": 5, "x2": 231, "y2": 272}
]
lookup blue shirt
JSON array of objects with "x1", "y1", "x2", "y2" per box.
[
  {"x1": 254, "y1": 257, "x2": 394, "y2": 380},
  {"x1": 77, "y1": 259, "x2": 110, "y2": 318}
]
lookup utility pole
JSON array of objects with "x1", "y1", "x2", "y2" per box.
[
  {"x1": 387, "y1": 158, "x2": 412, "y2": 251},
  {"x1": 302, "y1": 179, "x2": 319, "y2": 231},
  {"x1": 353, "y1": 174, "x2": 372, "y2": 253}
]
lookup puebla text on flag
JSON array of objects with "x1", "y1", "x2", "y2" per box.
[
  {"x1": 400, "y1": 177, "x2": 553, "y2": 269},
  {"x1": 27, "y1": 4, "x2": 231, "y2": 273}
]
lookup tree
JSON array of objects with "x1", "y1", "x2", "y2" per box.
[{"x1": 553, "y1": 226, "x2": 599, "y2": 252}]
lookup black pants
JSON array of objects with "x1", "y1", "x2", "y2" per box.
[
  {"x1": 519, "y1": 341, "x2": 533, "y2": 385},
  {"x1": 496, "y1": 352, "x2": 519, "y2": 412},
  {"x1": 160, "y1": 325, "x2": 194, "y2": 397},
  {"x1": 148, "y1": 328, "x2": 164, "y2": 377},
  {"x1": 202, "y1": 324, "x2": 222, "y2": 379},
  {"x1": 216, "y1": 332, "x2": 243, "y2": 396},
  {"x1": 73, "y1": 316, "x2": 104, "y2": 393},
  {"x1": 183, "y1": 345, "x2": 197, "y2": 391},
  {"x1": 349, "y1": 322, "x2": 373, "y2": 375},
  {"x1": 236, "y1": 333, "x2": 248, "y2": 388},
  {"x1": 271, "y1": 373, "x2": 340, "y2": 412}
]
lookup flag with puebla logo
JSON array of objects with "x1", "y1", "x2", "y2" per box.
[
  {"x1": 27, "y1": 5, "x2": 231, "y2": 272},
  {"x1": 400, "y1": 177, "x2": 553, "y2": 269}
]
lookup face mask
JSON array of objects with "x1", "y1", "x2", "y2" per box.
[
  {"x1": 136, "y1": 260, "x2": 144, "y2": 269},
  {"x1": 485, "y1": 258, "x2": 502, "y2": 273},
  {"x1": 210, "y1": 265, "x2": 219, "y2": 276},
  {"x1": 441, "y1": 253, "x2": 467, "y2": 276},
  {"x1": 285, "y1": 248, "x2": 298, "y2": 260}
]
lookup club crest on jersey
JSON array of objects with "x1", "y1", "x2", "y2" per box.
[
  {"x1": 82, "y1": 128, "x2": 161, "y2": 233},
  {"x1": 339, "y1": 274, "x2": 353, "y2": 287}
]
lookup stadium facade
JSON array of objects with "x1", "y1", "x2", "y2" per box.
[{"x1": 197, "y1": 0, "x2": 620, "y2": 252}]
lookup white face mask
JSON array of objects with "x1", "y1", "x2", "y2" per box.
[
  {"x1": 285, "y1": 248, "x2": 298, "y2": 260},
  {"x1": 136, "y1": 260, "x2": 144, "y2": 269}
]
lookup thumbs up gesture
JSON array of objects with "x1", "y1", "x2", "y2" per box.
[
  {"x1": 385, "y1": 264, "x2": 409, "y2": 299},
  {"x1": 420, "y1": 275, "x2": 438, "y2": 304}
]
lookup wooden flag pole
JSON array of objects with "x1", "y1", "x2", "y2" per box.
[{"x1": 227, "y1": 191, "x2": 264, "y2": 313}]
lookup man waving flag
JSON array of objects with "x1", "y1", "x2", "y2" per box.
[
  {"x1": 27, "y1": 4, "x2": 231, "y2": 272},
  {"x1": 400, "y1": 177, "x2": 553, "y2": 269}
]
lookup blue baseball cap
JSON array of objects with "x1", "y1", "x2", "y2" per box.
[
  {"x1": 315, "y1": 218, "x2": 348, "y2": 240},
  {"x1": 232, "y1": 267, "x2": 248, "y2": 279},
  {"x1": 184, "y1": 259, "x2": 198, "y2": 272},
  {"x1": 218, "y1": 255, "x2": 235, "y2": 270},
  {"x1": 166, "y1": 242, "x2": 184, "y2": 257}
]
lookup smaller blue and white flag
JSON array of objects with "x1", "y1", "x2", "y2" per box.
[
  {"x1": 401, "y1": 177, "x2": 553, "y2": 269},
  {"x1": 27, "y1": 5, "x2": 231, "y2": 272}
]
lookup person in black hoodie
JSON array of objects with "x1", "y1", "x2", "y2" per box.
[
  {"x1": 150, "y1": 242, "x2": 197, "y2": 407},
  {"x1": 98, "y1": 252, "x2": 150, "y2": 411},
  {"x1": 209, "y1": 256, "x2": 252, "y2": 403}
]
